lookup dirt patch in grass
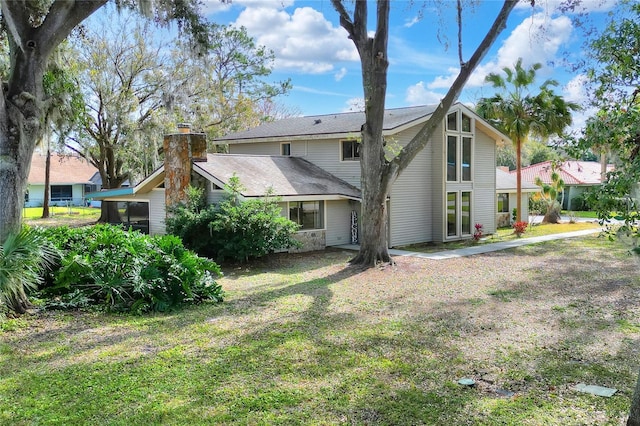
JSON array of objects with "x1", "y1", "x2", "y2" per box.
[{"x1": 1, "y1": 235, "x2": 639, "y2": 424}]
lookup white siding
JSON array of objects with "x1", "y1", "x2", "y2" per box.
[
  {"x1": 229, "y1": 142, "x2": 280, "y2": 155},
  {"x1": 431, "y1": 121, "x2": 445, "y2": 242},
  {"x1": 148, "y1": 189, "x2": 166, "y2": 235},
  {"x1": 325, "y1": 199, "x2": 355, "y2": 246},
  {"x1": 304, "y1": 139, "x2": 362, "y2": 188},
  {"x1": 389, "y1": 126, "x2": 433, "y2": 247},
  {"x1": 473, "y1": 129, "x2": 497, "y2": 234}
]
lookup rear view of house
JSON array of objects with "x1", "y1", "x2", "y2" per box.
[{"x1": 90, "y1": 103, "x2": 510, "y2": 252}]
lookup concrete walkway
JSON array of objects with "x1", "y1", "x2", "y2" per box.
[{"x1": 335, "y1": 228, "x2": 602, "y2": 260}]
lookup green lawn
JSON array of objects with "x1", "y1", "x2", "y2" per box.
[
  {"x1": 1, "y1": 235, "x2": 637, "y2": 425},
  {"x1": 23, "y1": 206, "x2": 101, "y2": 219},
  {"x1": 402, "y1": 221, "x2": 602, "y2": 253}
]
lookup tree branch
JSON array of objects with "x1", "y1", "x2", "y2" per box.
[
  {"x1": 390, "y1": 0, "x2": 518, "y2": 178},
  {"x1": 330, "y1": 0, "x2": 356, "y2": 40}
]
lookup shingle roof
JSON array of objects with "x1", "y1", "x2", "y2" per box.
[
  {"x1": 496, "y1": 168, "x2": 538, "y2": 192},
  {"x1": 514, "y1": 161, "x2": 614, "y2": 186},
  {"x1": 195, "y1": 154, "x2": 361, "y2": 199},
  {"x1": 28, "y1": 153, "x2": 97, "y2": 185},
  {"x1": 215, "y1": 104, "x2": 440, "y2": 142}
]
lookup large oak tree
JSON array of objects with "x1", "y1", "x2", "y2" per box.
[
  {"x1": 330, "y1": 0, "x2": 519, "y2": 266},
  {"x1": 0, "y1": 0, "x2": 209, "y2": 242}
]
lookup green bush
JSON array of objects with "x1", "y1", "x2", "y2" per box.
[
  {"x1": 39, "y1": 225, "x2": 223, "y2": 313},
  {"x1": 167, "y1": 179, "x2": 300, "y2": 263}
]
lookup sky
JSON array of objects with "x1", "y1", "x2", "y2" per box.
[{"x1": 189, "y1": 0, "x2": 618, "y2": 133}]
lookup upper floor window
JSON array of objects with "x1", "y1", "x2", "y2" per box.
[
  {"x1": 446, "y1": 110, "x2": 473, "y2": 182},
  {"x1": 281, "y1": 143, "x2": 291, "y2": 156},
  {"x1": 447, "y1": 111, "x2": 473, "y2": 133},
  {"x1": 341, "y1": 140, "x2": 360, "y2": 161}
]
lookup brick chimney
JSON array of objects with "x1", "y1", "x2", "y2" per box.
[{"x1": 163, "y1": 123, "x2": 207, "y2": 209}]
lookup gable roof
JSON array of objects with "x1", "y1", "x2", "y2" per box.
[
  {"x1": 28, "y1": 153, "x2": 97, "y2": 185},
  {"x1": 196, "y1": 154, "x2": 360, "y2": 199},
  {"x1": 496, "y1": 168, "x2": 538, "y2": 192},
  {"x1": 215, "y1": 103, "x2": 510, "y2": 144},
  {"x1": 514, "y1": 160, "x2": 614, "y2": 186}
]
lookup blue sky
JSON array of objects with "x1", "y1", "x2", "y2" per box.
[{"x1": 193, "y1": 0, "x2": 617, "y2": 132}]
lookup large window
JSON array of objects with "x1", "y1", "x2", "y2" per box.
[
  {"x1": 447, "y1": 192, "x2": 457, "y2": 237},
  {"x1": 341, "y1": 140, "x2": 360, "y2": 161},
  {"x1": 51, "y1": 185, "x2": 72, "y2": 201},
  {"x1": 462, "y1": 137, "x2": 472, "y2": 181},
  {"x1": 289, "y1": 201, "x2": 324, "y2": 230},
  {"x1": 447, "y1": 191, "x2": 472, "y2": 238},
  {"x1": 447, "y1": 136, "x2": 457, "y2": 181},
  {"x1": 446, "y1": 111, "x2": 473, "y2": 182}
]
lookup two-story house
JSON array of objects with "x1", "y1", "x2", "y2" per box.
[{"x1": 88, "y1": 103, "x2": 510, "y2": 251}]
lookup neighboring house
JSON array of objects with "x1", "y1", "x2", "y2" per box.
[
  {"x1": 89, "y1": 103, "x2": 510, "y2": 251},
  {"x1": 496, "y1": 167, "x2": 539, "y2": 228},
  {"x1": 26, "y1": 153, "x2": 100, "y2": 207},
  {"x1": 514, "y1": 160, "x2": 614, "y2": 210}
]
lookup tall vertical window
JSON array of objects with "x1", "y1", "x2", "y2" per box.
[
  {"x1": 461, "y1": 192, "x2": 471, "y2": 235},
  {"x1": 447, "y1": 112, "x2": 458, "y2": 131},
  {"x1": 498, "y1": 193, "x2": 509, "y2": 213},
  {"x1": 341, "y1": 140, "x2": 360, "y2": 161},
  {"x1": 447, "y1": 192, "x2": 457, "y2": 237},
  {"x1": 462, "y1": 137, "x2": 472, "y2": 181},
  {"x1": 461, "y1": 113, "x2": 472, "y2": 132},
  {"x1": 289, "y1": 201, "x2": 324, "y2": 230},
  {"x1": 281, "y1": 143, "x2": 291, "y2": 156},
  {"x1": 447, "y1": 136, "x2": 457, "y2": 181}
]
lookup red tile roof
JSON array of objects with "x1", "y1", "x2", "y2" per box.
[
  {"x1": 28, "y1": 153, "x2": 97, "y2": 185},
  {"x1": 512, "y1": 160, "x2": 614, "y2": 185}
]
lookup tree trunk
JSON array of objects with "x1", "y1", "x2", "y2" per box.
[
  {"x1": 516, "y1": 137, "x2": 523, "y2": 223},
  {"x1": 629, "y1": 369, "x2": 640, "y2": 426},
  {"x1": 42, "y1": 147, "x2": 51, "y2": 218},
  {"x1": 99, "y1": 201, "x2": 121, "y2": 223},
  {"x1": 542, "y1": 206, "x2": 561, "y2": 224}
]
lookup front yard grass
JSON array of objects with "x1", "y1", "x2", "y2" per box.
[
  {"x1": 401, "y1": 221, "x2": 602, "y2": 253},
  {"x1": 1, "y1": 235, "x2": 638, "y2": 425}
]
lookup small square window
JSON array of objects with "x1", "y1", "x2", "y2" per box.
[{"x1": 341, "y1": 140, "x2": 360, "y2": 161}]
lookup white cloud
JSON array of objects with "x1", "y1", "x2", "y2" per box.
[
  {"x1": 343, "y1": 98, "x2": 365, "y2": 112},
  {"x1": 516, "y1": 0, "x2": 616, "y2": 14},
  {"x1": 199, "y1": 0, "x2": 232, "y2": 15},
  {"x1": 233, "y1": 6, "x2": 358, "y2": 74},
  {"x1": 404, "y1": 15, "x2": 421, "y2": 28},
  {"x1": 335, "y1": 67, "x2": 348, "y2": 81},
  {"x1": 563, "y1": 74, "x2": 594, "y2": 133},
  {"x1": 405, "y1": 82, "x2": 444, "y2": 105},
  {"x1": 428, "y1": 13, "x2": 573, "y2": 90}
]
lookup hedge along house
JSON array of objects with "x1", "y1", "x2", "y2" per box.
[
  {"x1": 216, "y1": 103, "x2": 511, "y2": 246},
  {"x1": 87, "y1": 125, "x2": 362, "y2": 250}
]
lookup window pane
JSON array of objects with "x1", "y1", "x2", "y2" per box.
[
  {"x1": 447, "y1": 192, "x2": 457, "y2": 237},
  {"x1": 461, "y1": 113, "x2": 471, "y2": 132},
  {"x1": 290, "y1": 201, "x2": 323, "y2": 229},
  {"x1": 498, "y1": 193, "x2": 509, "y2": 213},
  {"x1": 447, "y1": 112, "x2": 457, "y2": 131},
  {"x1": 462, "y1": 137, "x2": 472, "y2": 181},
  {"x1": 281, "y1": 143, "x2": 291, "y2": 156},
  {"x1": 51, "y1": 185, "x2": 72, "y2": 201},
  {"x1": 447, "y1": 136, "x2": 457, "y2": 181},
  {"x1": 461, "y1": 192, "x2": 471, "y2": 235},
  {"x1": 342, "y1": 141, "x2": 359, "y2": 160}
]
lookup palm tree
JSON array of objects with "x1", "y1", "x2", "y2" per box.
[
  {"x1": 0, "y1": 228, "x2": 56, "y2": 314},
  {"x1": 477, "y1": 58, "x2": 579, "y2": 223}
]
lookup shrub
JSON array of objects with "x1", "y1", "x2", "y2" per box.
[
  {"x1": 39, "y1": 225, "x2": 223, "y2": 313},
  {"x1": 513, "y1": 221, "x2": 528, "y2": 237},
  {"x1": 167, "y1": 178, "x2": 300, "y2": 263},
  {"x1": 0, "y1": 227, "x2": 56, "y2": 314}
]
